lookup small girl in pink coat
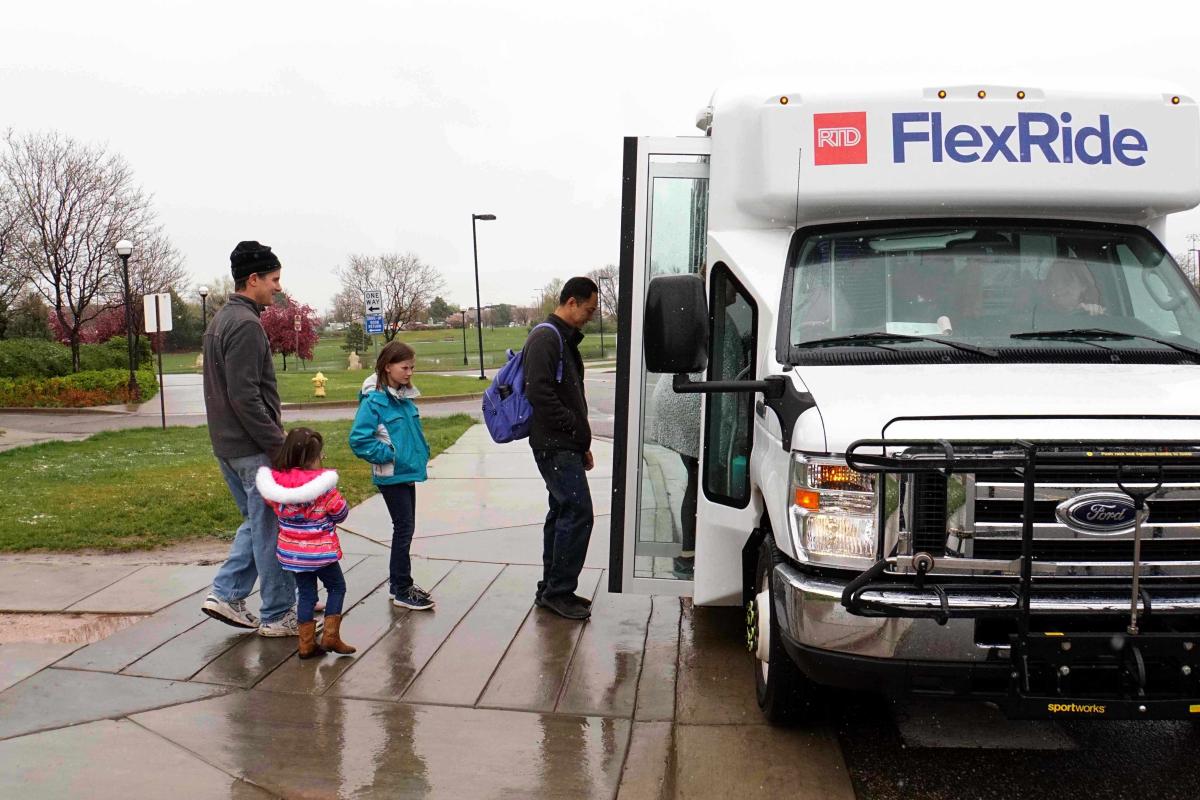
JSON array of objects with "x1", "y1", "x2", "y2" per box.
[{"x1": 257, "y1": 427, "x2": 355, "y2": 659}]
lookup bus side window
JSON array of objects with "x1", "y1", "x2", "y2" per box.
[{"x1": 703, "y1": 265, "x2": 756, "y2": 507}]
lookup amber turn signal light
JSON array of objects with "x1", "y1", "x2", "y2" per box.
[{"x1": 794, "y1": 489, "x2": 820, "y2": 511}]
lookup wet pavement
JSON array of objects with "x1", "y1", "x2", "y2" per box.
[
  {"x1": 0, "y1": 423, "x2": 851, "y2": 798},
  {"x1": 3, "y1": 421, "x2": 1198, "y2": 797}
]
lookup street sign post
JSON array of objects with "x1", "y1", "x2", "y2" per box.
[
  {"x1": 364, "y1": 289, "x2": 382, "y2": 316},
  {"x1": 364, "y1": 288, "x2": 384, "y2": 352},
  {"x1": 142, "y1": 292, "x2": 172, "y2": 429}
]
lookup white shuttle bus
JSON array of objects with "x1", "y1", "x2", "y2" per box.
[{"x1": 608, "y1": 84, "x2": 1200, "y2": 721}]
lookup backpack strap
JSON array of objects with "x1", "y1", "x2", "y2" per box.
[{"x1": 530, "y1": 322, "x2": 565, "y2": 383}]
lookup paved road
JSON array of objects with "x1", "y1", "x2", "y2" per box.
[{"x1": 0, "y1": 369, "x2": 619, "y2": 447}]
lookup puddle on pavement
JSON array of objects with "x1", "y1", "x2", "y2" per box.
[{"x1": 0, "y1": 612, "x2": 144, "y2": 645}]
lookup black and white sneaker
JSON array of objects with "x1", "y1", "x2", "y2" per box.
[
  {"x1": 201, "y1": 593, "x2": 259, "y2": 629},
  {"x1": 392, "y1": 586, "x2": 435, "y2": 610},
  {"x1": 389, "y1": 584, "x2": 431, "y2": 601}
]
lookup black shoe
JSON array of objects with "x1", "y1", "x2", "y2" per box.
[
  {"x1": 389, "y1": 584, "x2": 431, "y2": 601},
  {"x1": 392, "y1": 586, "x2": 435, "y2": 611},
  {"x1": 538, "y1": 594, "x2": 591, "y2": 620},
  {"x1": 535, "y1": 593, "x2": 591, "y2": 608},
  {"x1": 672, "y1": 556, "x2": 695, "y2": 580}
]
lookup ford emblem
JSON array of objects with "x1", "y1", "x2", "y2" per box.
[{"x1": 1055, "y1": 492, "x2": 1143, "y2": 535}]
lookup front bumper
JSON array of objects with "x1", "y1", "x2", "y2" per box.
[{"x1": 772, "y1": 562, "x2": 1200, "y2": 702}]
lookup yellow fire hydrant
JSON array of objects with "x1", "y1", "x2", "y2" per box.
[{"x1": 311, "y1": 372, "x2": 328, "y2": 398}]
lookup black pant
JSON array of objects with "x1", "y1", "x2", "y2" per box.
[
  {"x1": 295, "y1": 563, "x2": 346, "y2": 623},
  {"x1": 533, "y1": 449, "x2": 594, "y2": 600},
  {"x1": 379, "y1": 482, "x2": 416, "y2": 593},
  {"x1": 680, "y1": 454, "x2": 698, "y2": 556}
]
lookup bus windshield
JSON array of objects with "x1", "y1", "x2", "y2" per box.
[{"x1": 787, "y1": 221, "x2": 1200, "y2": 362}]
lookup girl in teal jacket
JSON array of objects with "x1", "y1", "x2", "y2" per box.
[{"x1": 348, "y1": 341, "x2": 434, "y2": 610}]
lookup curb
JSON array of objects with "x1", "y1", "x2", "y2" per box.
[{"x1": 0, "y1": 406, "x2": 132, "y2": 416}]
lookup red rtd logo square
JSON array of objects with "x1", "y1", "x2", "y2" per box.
[{"x1": 814, "y1": 112, "x2": 868, "y2": 165}]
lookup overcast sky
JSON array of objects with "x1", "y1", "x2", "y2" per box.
[{"x1": 4, "y1": 1, "x2": 1200, "y2": 313}]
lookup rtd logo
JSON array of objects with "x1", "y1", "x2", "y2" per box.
[{"x1": 814, "y1": 112, "x2": 868, "y2": 165}]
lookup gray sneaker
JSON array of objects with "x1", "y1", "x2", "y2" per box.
[
  {"x1": 201, "y1": 593, "x2": 259, "y2": 629},
  {"x1": 257, "y1": 609, "x2": 299, "y2": 637}
]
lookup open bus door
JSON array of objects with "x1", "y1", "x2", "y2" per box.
[{"x1": 609, "y1": 136, "x2": 711, "y2": 596}]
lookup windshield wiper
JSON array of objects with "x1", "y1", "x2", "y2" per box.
[
  {"x1": 1010, "y1": 328, "x2": 1200, "y2": 360},
  {"x1": 797, "y1": 332, "x2": 998, "y2": 358}
]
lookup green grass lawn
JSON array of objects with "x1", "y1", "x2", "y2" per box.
[
  {"x1": 160, "y1": 329, "x2": 618, "y2": 374},
  {"x1": 0, "y1": 414, "x2": 474, "y2": 552},
  {"x1": 275, "y1": 370, "x2": 486, "y2": 405}
]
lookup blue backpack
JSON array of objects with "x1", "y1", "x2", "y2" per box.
[{"x1": 483, "y1": 323, "x2": 563, "y2": 443}]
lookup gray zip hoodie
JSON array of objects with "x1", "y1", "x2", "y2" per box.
[{"x1": 202, "y1": 294, "x2": 284, "y2": 459}]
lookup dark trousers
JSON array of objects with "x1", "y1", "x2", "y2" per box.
[
  {"x1": 379, "y1": 482, "x2": 416, "y2": 593},
  {"x1": 295, "y1": 563, "x2": 346, "y2": 623},
  {"x1": 533, "y1": 449, "x2": 594, "y2": 600},
  {"x1": 680, "y1": 454, "x2": 698, "y2": 556}
]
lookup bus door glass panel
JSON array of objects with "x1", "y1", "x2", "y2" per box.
[
  {"x1": 703, "y1": 265, "x2": 754, "y2": 506},
  {"x1": 635, "y1": 156, "x2": 708, "y2": 581}
]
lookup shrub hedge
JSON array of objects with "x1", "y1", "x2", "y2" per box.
[
  {"x1": 0, "y1": 337, "x2": 151, "y2": 379},
  {"x1": 0, "y1": 368, "x2": 159, "y2": 408}
]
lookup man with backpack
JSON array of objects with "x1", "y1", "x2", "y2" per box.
[{"x1": 523, "y1": 277, "x2": 599, "y2": 620}]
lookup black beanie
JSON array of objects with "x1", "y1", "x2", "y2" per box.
[{"x1": 230, "y1": 241, "x2": 281, "y2": 281}]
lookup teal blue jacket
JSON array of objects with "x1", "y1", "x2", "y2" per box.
[{"x1": 348, "y1": 388, "x2": 430, "y2": 485}]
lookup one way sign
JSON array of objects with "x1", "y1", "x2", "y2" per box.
[{"x1": 364, "y1": 289, "x2": 382, "y2": 316}]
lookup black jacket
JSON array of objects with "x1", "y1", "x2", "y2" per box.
[
  {"x1": 522, "y1": 314, "x2": 590, "y2": 452},
  {"x1": 202, "y1": 294, "x2": 284, "y2": 459}
]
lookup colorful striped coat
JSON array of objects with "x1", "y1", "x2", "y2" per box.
[{"x1": 256, "y1": 467, "x2": 348, "y2": 572}]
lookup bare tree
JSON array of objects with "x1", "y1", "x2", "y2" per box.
[
  {"x1": 539, "y1": 277, "x2": 564, "y2": 319},
  {"x1": 587, "y1": 264, "x2": 618, "y2": 323},
  {"x1": 1, "y1": 130, "x2": 155, "y2": 371},
  {"x1": 335, "y1": 252, "x2": 444, "y2": 342},
  {"x1": 327, "y1": 288, "x2": 359, "y2": 325},
  {"x1": 0, "y1": 181, "x2": 25, "y2": 338},
  {"x1": 123, "y1": 226, "x2": 188, "y2": 355},
  {"x1": 201, "y1": 274, "x2": 235, "y2": 318}
]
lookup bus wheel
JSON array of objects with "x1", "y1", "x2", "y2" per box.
[{"x1": 751, "y1": 536, "x2": 809, "y2": 724}]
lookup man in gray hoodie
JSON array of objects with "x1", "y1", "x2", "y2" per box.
[{"x1": 199, "y1": 241, "x2": 296, "y2": 636}]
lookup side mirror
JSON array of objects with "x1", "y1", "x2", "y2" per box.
[{"x1": 644, "y1": 274, "x2": 708, "y2": 373}]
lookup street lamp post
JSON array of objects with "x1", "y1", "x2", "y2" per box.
[
  {"x1": 115, "y1": 239, "x2": 139, "y2": 401},
  {"x1": 471, "y1": 213, "x2": 496, "y2": 380},
  {"x1": 460, "y1": 309, "x2": 469, "y2": 366},
  {"x1": 198, "y1": 285, "x2": 209, "y2": 331},
  {"x1": 597, "y1": 286, "x2": 605, "y2": 360}
]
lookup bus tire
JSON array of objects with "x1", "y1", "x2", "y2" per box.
[{"x1": 751, "y1": 536, "x2": 809, "y2": 724}]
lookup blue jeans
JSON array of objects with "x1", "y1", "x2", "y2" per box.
[
  {"x1": 533, "y1": 449, "x2": 594, "y2": 600},
  {"x1": 379, "y1": 483, "x2": 416, "y2": 593},
  {"x1": 295, "y1": 563, "x2": 346, "y2": 623},
  {"x1": 211, "y1": 452, "x2": 296, "y2": 624}
]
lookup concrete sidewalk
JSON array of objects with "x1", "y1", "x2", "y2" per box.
[{"x1": 0, "y1": 424, "x2": 854, "y2": 799}]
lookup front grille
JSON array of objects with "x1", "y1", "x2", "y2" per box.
[
  {"x1": 898, "y1": 455, "x2": 1200, "y2": 572},
  {"x1": 975, "y1": 499, "x2": 1200, "y2": 525},
  {"x1": 971, "y1": 539, "x2": 1200, "y2": 562},
  {"x1": 910, "y1": 473, "x2": 948, "y2": 554}
]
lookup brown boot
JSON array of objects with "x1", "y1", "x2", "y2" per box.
[
  {"x1": 298, "y1": 620, "x2": 324, "y2": 659},
  {"x1": 319, "y1": 614, "x2": 356, "y2": 655}
]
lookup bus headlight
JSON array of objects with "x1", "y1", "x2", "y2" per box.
[{"x1": 789, "y1": 455, "x2": 878, "y2": 565}]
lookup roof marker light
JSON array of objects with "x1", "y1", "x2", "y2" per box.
[
  {"x1": 937, "y1": 90, "x2": 947, "y2": 99},
  {"x1": 1172, "y1": 96, "x2": 1182, "y2": 105},
  {"x1": 1017, "y1": 90, "x2": 1026, "y2": 100},
  {"x1": 780, "y1": 96, "x2": 789, "y2": 105},
  {"x1": 977, "y1": 90, "x2": 987, "y2": 99}
]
